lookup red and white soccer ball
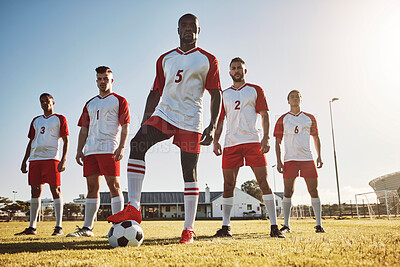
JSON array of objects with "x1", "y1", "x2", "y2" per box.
[{"x1": 108, "y1": 220, "x2": 144, "y2": 248}]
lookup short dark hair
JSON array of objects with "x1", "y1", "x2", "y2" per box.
[
  {"x1": 178, "y1": 13, "x2": 198, "y2": 27},
  {"x1": 95, "y1": 66, "x2": 112, "y2": 74},
  {"x1": 230, "y1": 57, "x2": 245, "y2": 68},
  {"x1": 39, "y1": 93, "x2": 54, "y2": 100},
  {"x1": 287, "y1": 90, "x2": 301, "y2": 101}
]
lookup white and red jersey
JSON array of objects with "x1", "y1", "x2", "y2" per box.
[
  {"x1": 151, "y1": 47, "x2": 221, "y2": 133},
  {"x1": 219, "y1": 83, "x2": 268, "y2": 148},
  {"x1": 28, "y1": 114, "x2": 69, "y2": 161},
  {"x1": 78, "y1": 92, "x2": 130, "y2": 156},
  {"x1": 273, "y1": 111, "x2": 318, "y2": 162}
]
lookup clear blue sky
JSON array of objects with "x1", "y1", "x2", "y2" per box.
[{"x1": 1, "y1": 0, "x2": 399, "y2": 205}]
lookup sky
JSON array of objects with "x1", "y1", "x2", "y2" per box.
[{"x1": 0, "y1": 0, "x2": 399, "y2": 205}]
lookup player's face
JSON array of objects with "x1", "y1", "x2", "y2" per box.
[
  {"x1": 288, "y1": 92, "x2": 302, "y2": 106},
  {"x1": 96, "y1": 72, "x2": 113, "y2": 93},
  {"x1": 40, "y1": 96, "x2": 54, "y2": 112},
  {"x1": 229, "y1": 62, "x2": 246, "y2": 83},
  {"x1": 178, "y1": 16, "x2": 199, "y2": 44}
]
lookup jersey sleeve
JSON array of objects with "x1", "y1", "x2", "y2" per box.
[
  {"x1": 28, "y1": 118, "x2": 36, "y2": 140},
  {"x1": 308, "y1": 114, "x2": 319, "y2": 136},
  {"x1": 218, "y1": 100, "x2": 225, "y2": 121},
  {"x1": 118, "y1": 96, "x2": 130, "y2": 125},
  {"x1": 78, "y1": 105, "x2": 90, "y2": 128},
  {"x1": 57, "y1": 115, "x2": 69, "y2": 137},
  {"x1": 273, "y1": 115, "x2": 285, "y2": 140},
  {"x1": 205, "y1": 55, "x2": 221, "y2": 91},
  {"x1": 254, "y1": 85, "x2": 268, "y2": 112},
  {"x1": 151, "y1": 55, "x2": 166, "y2": 95}
]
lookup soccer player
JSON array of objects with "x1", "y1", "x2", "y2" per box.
[
  {"x1": 107, "y1": 14, "x2": 221, "y2": 244},
  {"x1": 212, "y1": 57, "x2": 285, "y2": 238},
  {"x1": 274, "y1": 90, "x2": 326, "y2": 233},
  {"x1": 16, "y1": 93, "x2": 69, "y2": 236},
  {"x1": 67, "y1": 66, "x2": 130, "y2": 237}
]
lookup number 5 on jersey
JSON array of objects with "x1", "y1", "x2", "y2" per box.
[{"x1": 175, "y1": 70, "x2": 183, "y2": 83}]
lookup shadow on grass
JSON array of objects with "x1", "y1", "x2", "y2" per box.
[{"x1": 0, "y1": 232, "x2": 269, "y2": 253}]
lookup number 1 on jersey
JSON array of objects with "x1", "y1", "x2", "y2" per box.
[
  {"x1": 175, "y1": 70, "x2": 183, "y2": 83},
  {"x1": 97, "y1": 110, "x2": 99, "y2": 120}
]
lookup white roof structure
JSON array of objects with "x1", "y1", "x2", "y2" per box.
[{"x1": 369, "y1": 171, "x2": 400, "y2": 192}]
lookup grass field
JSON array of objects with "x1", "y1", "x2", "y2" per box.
[{"x1": 0, "y1": 219, "x2": 399, "y2": 266}]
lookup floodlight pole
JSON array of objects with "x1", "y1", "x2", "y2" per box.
[
  {"x1": 12, "y1": 191, "x2": 17, "y2": 202},
  {"x1": 329, "y1": 98, "x2": 342, "y2": 218},
  {"x1": 272, "y1": 164, "x2": 277, "y2": 192}
]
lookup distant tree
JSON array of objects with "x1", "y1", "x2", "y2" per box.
[
  {"x1": 241, "y1": 180, "x2": 262, "y2": 202},
  {"x1": 0, "y1": 198, "x2": 30, "y2": 221}
]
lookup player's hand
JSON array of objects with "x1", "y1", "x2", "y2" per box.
[
  {"x1": 57, "y1": 159, "x2": 66, "y2": 172},
  {"x1": 21, "y1": 162, "x2": 28, "y2": 174},
  {"x1": 260, "y1": 137, "x2": 270, "y2": 154},
  {"x1": 316, "y1": 156, "x2": 323, "y2": 168},
  {"x1": 76, "y1": 151, "x2": 84, "y2": 166},
  {"x1": 113, "y1": 146, "x2": 124, "y2": 162},
  {"x1": 199, "y1": 124, "x2": 215, "y2": 146},
  {"x1": 213, "y1": 142, "x2": 222, "y2": 156},
  {"x1": 277, "y1": 161, "x2": 284, "y2": 174}
]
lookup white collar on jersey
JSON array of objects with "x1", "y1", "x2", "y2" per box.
[
  {"x1": 231, "y1": 83, "x2": 247, "y2": 91},
  {"x1": 97, "y1": 92, "x2": 113, "y2": 99},
  {"x1": 42, "y1": 113, "x2": 56, "y2": 119},
  {"x1": 289, "y1": 111, "x2": 303, "y2": 116},
  {"x1": 177, "y1": 47, "x2": 199, "y2": 55}
]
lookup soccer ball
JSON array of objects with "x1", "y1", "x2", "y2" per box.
[{"x1": 108, "y1": 220, "x2": 144, "y2": 248}]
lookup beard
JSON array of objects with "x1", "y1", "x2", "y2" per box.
[{"x1": 230, "y1": 73, "x2": 244, "y2": 83}]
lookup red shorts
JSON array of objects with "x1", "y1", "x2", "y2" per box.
[
  {"x1": 83, "y1": 154, "x2": 120, "y2": 177},
  {"x1": 144, "y1": 116, "x2": 201, "y2": 154},
  {"x1": 28, "y1": 160, "x2": 61, "y2": 186},
  {"x1": 222, "y1": 143, "x2": 267, "y2": 169},
  {"x1": 283, "y1": 161, "x2": 318, "y2": 179}
]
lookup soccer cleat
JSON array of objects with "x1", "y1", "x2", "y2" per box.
[
  {"x1": 52, "y1": 226, "x2": 63, "y2": 236},
  {"x1": 315, "y1": 225, "x2": 326, "y2": 233},
  {"x1": 280, "y1": 225, "x2": 291, "y2": 233},
  {"x1": 270, "y1": 225, "x2": 286, "y2": 238},
  {"x1": 107, "y1": 202, "x2": 142, "y2": 224},
  {"x1": 180, "y1": 229, "x2": 196, "y2": 244},
  {"x1": 212, "y1": 226, "x2": 232, "y2": 237},
  {"x1": 66, "y1": 226, "x2": 94, "y2": 237},
  {"x1": 15, "y1": 227, "x2": 36, "y2": 235}
]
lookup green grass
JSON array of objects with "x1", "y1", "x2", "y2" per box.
[{"x1": 0, "y1": 219, "x2": 399, "y2": 266}]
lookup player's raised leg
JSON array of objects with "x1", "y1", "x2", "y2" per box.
[
  {"x1": 180, "y1": 150, "x2": 200, "y2": 244},
  {"x1": 107, "y1": 125, "x2": 169, "y2": 224}
]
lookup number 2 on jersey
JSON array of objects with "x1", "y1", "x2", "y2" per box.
[
  {"x1": 235, "y1": 100, "x2": 241, "y2": 110},
  {"x1": 175, "y1": 70, "x2": 183, "y2": 83}
]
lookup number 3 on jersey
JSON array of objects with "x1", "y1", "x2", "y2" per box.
[{"x1": 175, "y1": 70, "x2": 183, "y2": 83}]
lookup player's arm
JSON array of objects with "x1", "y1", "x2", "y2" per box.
[
  {"x1": 275, "y1": 138, "x2": 284, "y2": 173},
  {"x1": 21, "y1": 139, "x2": 32, "y2": 174},
  {"x1": 57, "y1": 135, "x2": 69, "y2": 172},
  {"x1": 76, "y1": 127, "x2": 88, "y2": 166},
  {"x1": 113, "y1": 123, "x2": 129, "y2": 162},
  {"x1": 200, "y1": 89, "x2": 221, "y2": 146},
  {"x1": 141, "y1": 90, "x2": 161, "y2": 125},
  {"x1": 313, "y1": 135, "x2": 323, "y2": 168},
  {"x1": 213, "y1": 120, "x2": 224, "y2": 156},
  {"x1": 259, "y1": 110, "x2": 270, "y2": 154}
]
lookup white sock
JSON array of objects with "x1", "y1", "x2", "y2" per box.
[
  {"x1": 183, "y1": 182, "x2": 199, "y2": 231},
  {"x1": 263, "y1": 194, "x2": 277, "y2": 226},
  {"x1": 111, "y1": 195, "x2": 124, "y2": 214},
  {"x1": 311, "y1": 197, "x2": 322, "y2": 226},
  {"x1": 127, "y1": 159, "x2": 145, "y2": 210},
  {"x1": 283, "y1": 197, "x2": 292, "y2": 227},
  {"x1": 222, "y1": 197, "x2": 234, "y2": 226},
  {"x1": 29, "y1": 197, "x2": 41, "y2": 228},
  {"x1": 83, "y1": 198, "x2": 100, "y2": 229},
  {"x1": 54, "y1": 197, "x2": 63, "y2": 227}
]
